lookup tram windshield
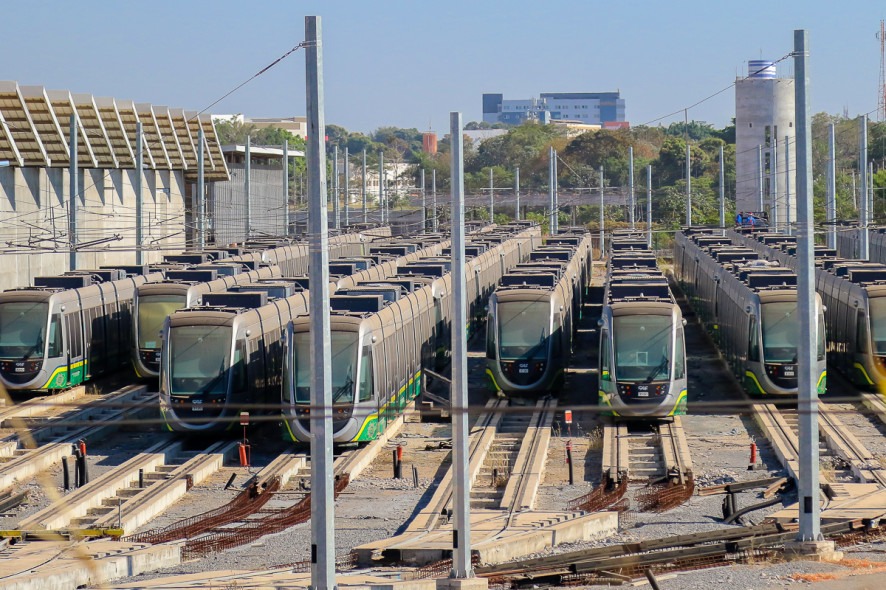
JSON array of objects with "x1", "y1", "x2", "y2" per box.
[
  {"x1": 0, "y1": 302, "x2": 48, "y2": 359},
  {"x1": 137, "y1": 295, "x2": 185, "y2": 349},
  {"x1": 497, "y1": 301, "x2": 550, "y2": 360},
  {"x1": 612, "y1": 315, "x2": 672, "y2": 381},
  {"x1": 761, "y1": 302, "x2": 799, "y2": 363},
  {"x1": 869, "y1": 297, "x2": 886, "y2": 354},
  {"x1": 293, "y1": 332, "x2": 358, "y2": 404},
  {"x1": 168, "y1": 325, "x2": 231, "y2": 396}
]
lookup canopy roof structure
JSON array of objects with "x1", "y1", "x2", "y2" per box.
[{"x1": 0, "y1": 81, "x2": 229, "y2": 181}]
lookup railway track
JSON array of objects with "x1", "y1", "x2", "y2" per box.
[
  {"x1": 751, "y1": 397, "x2": 886, "y2": 489},
  {"x1": 0, "y1": 384, "x2": 155, "y2": 493}
]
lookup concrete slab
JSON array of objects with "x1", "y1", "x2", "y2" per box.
[
  {"x1": 356, "y1": 510, "x2": 618, "y2": 566},
  {"x1": 0, "y1": 539, "x2": 180, "y2": 589},
  {"x1": 767, "y1": 484, "x2": 886, "y2": 523},
  {"x1": 784, "y1": 540, "x2": 844, "y2": 562},
  {"x1": 436, "y1": 577, "x2": 488, "y2": 590},
  {"x1": 113, "y1": 570, "x2": 437, "y2": 589}
]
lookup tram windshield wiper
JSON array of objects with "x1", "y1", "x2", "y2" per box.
[{"x1": 645, "y1": 356, "x2": 669, "y2": 382}]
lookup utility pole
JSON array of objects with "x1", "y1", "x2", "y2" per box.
[
  {"x1": 448, "y1": 110, "x2": 474, "y2": 582},
  {"x1": 791, "y1": 28, "x2": 831, "y2": 558},
  {"x1": 378, "y1": 150, "x2": 384, "y2": 225},
  {"x1": 599, "y1": 166, "x2": 605, "y2": 260},
  {"x1": 861, "y1": 115, "x2": 869, "y2": 260},
  {"x1": 283, "y1": 139, "x2": 289, "y2": 237},
  {"x1": 305, "y1": 15, "x2": 335, "y2": 590},
  {"x1": 344, "y1": 146, "x2": 350, "y2": 227},
  {"x1": 514, "y1": 166, "x2": 520, "y2": 221},
  {"x1": 69, "y1": 114, "x2": 78, "y2": 271},
  {"x1": 758, "y1": 144, "x2": 764, "y2": 213},
  {"x1": 719, "y1": 145, "x2": 725, "y2": 231},
  {"x1": 420, "y1": 168, "x2": 426, "y2": 232},
  {"x1": 197, "y1": 126, "x2": 205, "y2": 250},
  {"x1": 785, "y1": 135, "x2": 792, "y2": 236},
  {"x1": 629, "y1": 146, "x2": 635, "y2": 229},
  {"x1": 548, "y1": 147, "x2": 555, "y2": 234},
  {"x1": 362, "y1": 148, "x2": 367, "y2": 224},
  {"x1": 647, "y1": 165, "x2": 653, "y2": 248},
  {"x1": 827, "y1": 124, "x2": 836, "y2": 249}
]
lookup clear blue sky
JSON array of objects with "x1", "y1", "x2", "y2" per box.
[{"x1": 5, "y1": 1, "x2": 883, "y2": 135}]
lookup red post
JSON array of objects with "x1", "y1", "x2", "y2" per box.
[
  {"x1": 396, "y1": 444, "x2": 404, "y2": 463},
  {"x1": 748, "y1": 442, "x2": 758, "y2": 470},
  {"x1": 78, "y1": 439, "x2": 87, "y2": 457}
]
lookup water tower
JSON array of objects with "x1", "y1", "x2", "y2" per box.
[{"x1": 734, "y1": 60, "x2": 796, "y2": 227}]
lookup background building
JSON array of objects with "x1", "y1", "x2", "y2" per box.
[
  {"x1": 482, "y1": 91, "x2": 626, "y2": 126},
  {"x1": 734, "y1": 60, "x2": 796, "y2": 226}
]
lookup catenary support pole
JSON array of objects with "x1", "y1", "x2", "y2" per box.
[
  {"x1": 771, "y1": 138, "x2": 779, "y2": 231},
  {"x1": 344, "y1": 146, "x2": 350, "y2": 227},
  {"x1": 305, "y1": 16, "x2": 335, "y2": 590},
  {"x1": 135, "y1": 121, "x2": 144, "y2": 263},
  {"x1": 647, "y1": 165, "x2": 653, "y2": 248},
  {"x1": 629, "y1": 146, "x2": 635, "y2": 229},
  {"x1": 794, "y1": 27, "x2": 822, "y2": 545},
  {"x1": 553, "y1": 151, "x2": 559, "y2": 234},
  {"x1": 685, "y1": 139, "x2": 692, "y2": 226},
  {"x1": 860, "y1": 115, "x2": 869, "y2": 259},
  {"x1": 420, "y1": 168, "x2": 426, "y2": 231},
  {"x1": 488, "y1": 167, "x2": 494, "y2": 223},
  {"x1": 69, "y1": 114, "x2": 78, "y2": 271},
  {"x1": 719, "y1": 145, "x2": 725, "y2": 231},
  {"x1": 785, "y1": 135, "x2": 792, "y2": 236},
  {"x1": 449, "y1": 111, "x2": 473, "y2": 579},
  {"x1": 362, "y1": 148, "x2": 367, "y2": 223},
  {"x1": 245, "y1": 136, "x2": 252, "y2": 242},
  {"x1": 378, "y1": 151, "x2": 384, "y2": 225},
  {"x1": 548, "y1": 147, "x2": 555, "y2": 234},
  {"x1": 514, "y1": 166, "x2": 520, "y2": 221},
  {"x1": 599, "y1": 166, "x2": 605, "y2": 260},
  {"x1": 197, "y1": 126, "x2": 205, "y2": 250},
  {"x1": 283, "y1": 139, "x2": 289, "y2": 237},
  {"x1": 333, "y1": 145, "x2": 340, "y2": 230},
  {"x1": 432, "y1": 169, "x2": 438, "y2": 231},
  {"x1": 758, "y1": 144, "x2": 764, "y2": 213},
  {"x1": 827, "y1": 124, "x2": 836, "y2": 249}
]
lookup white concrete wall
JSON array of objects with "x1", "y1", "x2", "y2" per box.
[
  {"x1": 0, "y1": 166, "x2": 187, "y2": 289},
  {"x1": 735, "y1": 77, "x2": 796, "y2": 226}
]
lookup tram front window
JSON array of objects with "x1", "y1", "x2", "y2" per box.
[
  {"x1": 168, "y1": 325, "x2": 231, "y2": 396},
  {"x1": 0, "y1": 302, "x2": 48, "y2": 359},
  {"x1": 761, "y1": 302, "x2": 798, "y2": 363},
  {"x1": 613, "y1": 315, "x2": 672, "y2": 381},
  {"x1": 293, "y1": 332, "x2": 358, "y2": 403},
  {"x1": 497, "y1": 302, "x2": 550, "y2": 360},
  {"x1": 137, "y1": 295, "x2": 185, "y2": 349},
  {"x1": 869, "y1": 298, "x2": 886, "y2": 354}
]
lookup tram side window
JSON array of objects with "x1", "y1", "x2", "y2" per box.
[
  {"x1": 674, "y1": 329, "x2": 686, "y2": 379},
  {"x1": 47, "y1": 315, "x2": 62, "y2": 358},
  {"x1": 232, "y1": 342, "x2": 247, "y2": 392},
  {"x1": 857, "y1": 312, "x2": 869, "y2": 354},
  {"x1": 358, "y1": 346, "x2": 373, "y2": 402},
  {"x1": 748, "y1": 316, "x2": 759, "y2": 362},
  {"x1": 486, "y1": 314, "x2": 495, "y2": 359},
  {"x1": 600, "y1": 330, "x2": 611, "y2": 381},
  {"x1": 66, "y1": 314, "x2": 82, "y2": 358}
]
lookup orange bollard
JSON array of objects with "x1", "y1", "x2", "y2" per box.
[
  {"x1": 78, "y1": 439, "x2": 87, "y2": 457},
  {"x1": 396, "y1": 444, "x2": 404, "y2": 463},
  {"x1": 748, "y1": 442, "x2": 758, "y2": 471},
  {"x1": 238, "y1": 442, "x2": 249, "y2": 467}
]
